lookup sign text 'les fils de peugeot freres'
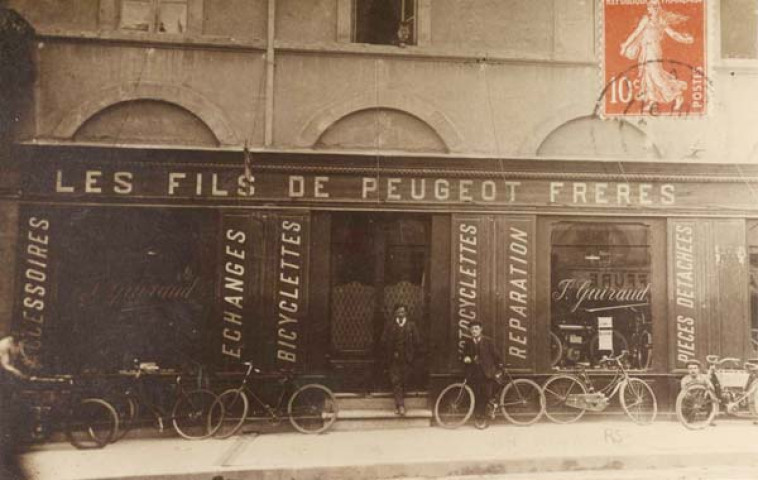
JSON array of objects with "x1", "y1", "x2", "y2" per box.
[{"x1": 53, "y1": 169, "x2": 677, "y2": 207}]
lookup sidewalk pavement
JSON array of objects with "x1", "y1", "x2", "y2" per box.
[{"x1": 21, "y1": 420, "x2": 758, "y2": 480}]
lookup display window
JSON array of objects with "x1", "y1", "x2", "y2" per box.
[
  {"x1": 748, "y1": 223, "x2": 758, "y2": 355},
  {"x1": 55, "y1": 208, "x2": 215, "y2": 373},
  {"x1": 550, "y1": 222, "x2": 653, "y2": 370}
]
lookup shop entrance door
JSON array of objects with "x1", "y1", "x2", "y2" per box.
[{"x1": 329, "y1": 213, "x2": 430, "y2": 393}]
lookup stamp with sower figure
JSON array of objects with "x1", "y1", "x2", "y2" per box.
[{"x1": 601, "y1": 0, "x2": 707, "y2": 117}]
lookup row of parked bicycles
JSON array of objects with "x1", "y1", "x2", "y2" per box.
[
  {"x1": 21, "y1": 360, "x2": 339, "y2": 449},
  {"x1": 22, "y1": 351, "x2": 758, "y2": 448},
  {"x1": 434, "y1": 351, "x2": 758, "y2": 430},
  {"x1": 434, "y1": 350, "x2": 656, "y2": 428}
]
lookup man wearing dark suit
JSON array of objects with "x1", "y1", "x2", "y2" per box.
[
  {"x1": 462, "y1": 320, "x2": 502, "y2": 424},
  {"x1": 381, "y1": 304, "x2": 422, "y2": 416}
]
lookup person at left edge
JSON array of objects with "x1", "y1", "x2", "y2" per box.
[
  {"x1": 381, "y1": 304, "x2": 422, "y2": 416},
  {"x1": 0, "y1": 335, "x2": 37, "y2": 480}
]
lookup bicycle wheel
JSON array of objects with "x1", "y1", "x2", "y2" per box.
[
  {"x1": 639, "y1": 330, "x2": 653, "y2": 370},
  {"x1": 620, "y1": 378, "x2": 657, "y2": 424},
  {"x1": 588, "y1": 331, "x2": 629, "y2": 366},
  {"x1": 542, "y1": 375, "x2": 587, "y2": 424},
  {"x1": 214, "y1": 389, "x2": 249, "y2": 438},
  {"x1": 110, "y1": 395, "x2": 138, "y2": 442},
  {"x1": 66, "y1": 398, "x2": 119, "y2": 449},
  {"x1": 434, "y1": 383, "x2": 475, "y2": 428},
  {"x1": 288, "y1": 384, "x2": 338, "y2": 434},
  {"x1": 675, "y1": 384, "x2": 717, "y2": 430},
  {"x1": 550, "y1": 332, "x2": 563, "y2": 367},
  {"x1": 500, "y1": 379, "x2": 545, "y2": 425},
  {"x1": 171, "y1": 389, "x2": 224, "y2": 440}
]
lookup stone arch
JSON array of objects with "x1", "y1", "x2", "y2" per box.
[
  {"x1": 535, "y1": 116, "x2": 661, "y2": 159},
  {"x1": 74, "y1": 99, "x2": 220, "y2": 147},
  {"x1": 53, "y1": 82, "x2": 238, "y2": 145},
  {"x1": 298, "y1": 91, "x2": 463, "y2": 153},
  {"x1": 521, "y1": 103, "x2": 662, "y2": 159},
  {"x1": 315, "y1": 108, "x2": 448, "y2": 153}
]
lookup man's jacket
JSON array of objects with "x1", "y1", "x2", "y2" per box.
[
  {"x1": 462, "y1": 335, "x2": 501, "y2": 379},
  {"x1": 381, "y1": 320, "x2": 421, "y2": 364}
]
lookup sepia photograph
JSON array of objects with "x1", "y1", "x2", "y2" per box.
[{"x1": 1, "y1": 1, "x2": 758, "y2": 479}]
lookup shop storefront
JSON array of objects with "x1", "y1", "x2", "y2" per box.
[{"x1": 13, "y1": 145, "x2": 758, "y2": 406}]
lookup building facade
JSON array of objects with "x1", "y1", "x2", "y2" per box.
[{"x1": 2, "y1": 0, "x2": 758, "y2": 406}]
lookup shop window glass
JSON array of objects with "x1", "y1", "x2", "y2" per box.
[
  {"x1": 721, "y1": 0, "x2": 758, "y2": 59},
  {"x1": 56, "y1": 209, "x2": 214, "y2": 373},
  {"x1": 120, "y1": 0, "x2": 187, "y2": 34},
  {"x1": 750, "y1": 249, "x2": 758, "y2": 354},
  {"x1": 550, "y1": 222, "x2": 653, "y2": 370},
  {"x1": 748, "y1": 222, "x2": 758, "y2": 355},
  {"x1": 354, "y1": 0, "x2": 416, "y2": 46}
]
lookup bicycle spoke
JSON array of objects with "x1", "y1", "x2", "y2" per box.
[
  {"x1": 288, "y1": 384, "x2": 338, "y2": 434},
  {"x1": 434, "y1": 383, "x2": 474, "y2": 428}
]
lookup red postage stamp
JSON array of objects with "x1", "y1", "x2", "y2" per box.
[{"x1": 602, "y1": 0, "x2": 707, "y2": 117}]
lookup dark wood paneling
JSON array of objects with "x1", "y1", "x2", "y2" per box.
[
  {"x1": 711, "y1": 219, "x2": 749, "y2": 359},
  {"x1": 429, "y1": 214, "x2": 451, "y2": 373},
  {"x1": 308, "y1": 212, "x2": 331, "y2": 372}
]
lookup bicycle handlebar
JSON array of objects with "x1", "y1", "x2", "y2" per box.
[
  {"x1": 600, "y1": 350, "x2": 628, "y2": 364},
  {"x1": 705, "y1": 355, "x2": 741, "y2": 367}
]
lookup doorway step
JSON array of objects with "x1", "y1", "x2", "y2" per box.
[{"x1": 335, "y1": 392, "x2": 433, "y2": 431}]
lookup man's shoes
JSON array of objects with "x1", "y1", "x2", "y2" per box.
[
  {"x1": 395, "y1": 406, "x2": 406, "y2": 416},
  {"x1": 474, "y1": 416, "x2": 489, "y2": 429}
]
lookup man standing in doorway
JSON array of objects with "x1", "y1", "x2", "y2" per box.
[
  {"x1": 382, "y1": 304, "x2": 422, "y2": 416},
  {"x1": 462, "y1": 321, "x2": 502, "y2": 427}
]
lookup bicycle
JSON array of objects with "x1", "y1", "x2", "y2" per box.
[
  {"x1": 542, "y1": 351, "x2": 657, "y2": 425},
  {"x1": 433, "y1": 366, "x2": 545, "y2": 429},
  {"x1": 19, "y1": 375, "x2": 119, "y2": 449},
  {"x1": 675, "y1": 355, "x2": 758, "y2": 430},
  {"x1": 110, "y1": 365, "x2": 224, "y2": 441},
  {"x1": 213, "y1": 361, "x2": 338, "y2": 437}
]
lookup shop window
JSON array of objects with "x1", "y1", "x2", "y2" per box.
[
  {"x1": 721, "y1": 0, "x2": 758, "y2": 59},
  {"x1": 120, "y1": 0, "x2": 187, "y2": 34},
  {"x1": 550, "y1": 222, "x2": 653, "y2": 370},
  {"x1": 748, "y1": 223, "x2": 758, "y2": 354},
  {"x1": 56, "y1": 209, "x2": 214, "y2": 373},
  {"x1": 354, "y1": 0, "x2": 416, "y2": 46}
]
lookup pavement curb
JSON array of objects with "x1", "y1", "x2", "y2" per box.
[{"x1": 82, "y1": 450, "x2": 758, "y2": 480}]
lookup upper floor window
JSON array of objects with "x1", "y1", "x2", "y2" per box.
[
  {"x1": 120, "y1": 0, "x2": 187, "y2": 34},
  {"x1": 721, "y1": 0, "x2": 758, "y2": 59},
  {"x1": 354, "y1": 0, "x2": 416, "y2": 46}
]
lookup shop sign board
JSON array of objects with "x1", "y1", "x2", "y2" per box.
[
  {"x1": 14, "y1": 206, "x2": 57, "y2": 369},
  {"x1": 25, "y1": 161, "x2": 758, "y2": 212},
  {"x1": 31, "y1": 161, "x2": 758, "y2": 211},
  {"x1": 669, "y1": 219, "x2": 703, "y2": 368},
  {"x1": 270, "y1": 213, "x2": 309, "y2": 370},
  {"x1": 217, "y1": 214, "x2": 260, "y2": 365},
  {"x1": 495, "y1": 216, "x2": 535, "y2": 370},
  {"x1": 452, "y1": 216, "x2": 486, "y2": 356}
]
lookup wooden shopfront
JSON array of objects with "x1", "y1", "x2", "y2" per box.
[{"x1": 13, "y1": 145, "x2": 758, "y2": 405}]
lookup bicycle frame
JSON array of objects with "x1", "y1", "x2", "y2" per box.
[
  {"x1": 228, "y1": 363, "x2": 297, "y2": 420},
  {"x1": 577, "y1": 359, "x2": 631, "y2": 401}
]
